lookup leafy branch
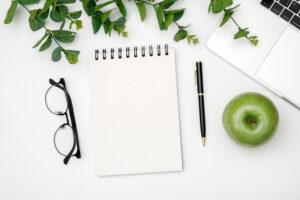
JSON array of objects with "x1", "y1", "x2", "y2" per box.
[
  {"x1": 134, "y1": 0, "x2": 199, "y2": 44},
  {"x1": 80, "y1": 0, "x2": 128, "y2": 37},
  {"x1": 79, "y1": 0, "x2": 198, "y2": 44},
  {"x1": 4, "y1": 0, "x2": 82, "y2": 64},
  {"x1": 4, "y1": 0, "x2": 198, "y2": 64},
  {"x1": 208, "y1": 0, "x2": 258, "y2": 45}
]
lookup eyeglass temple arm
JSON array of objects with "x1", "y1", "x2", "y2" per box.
[
  {"x1": 49, "y1": 79, "x2": 65, "y2": 91},
  {"x1": 67, "y1": 95, "x2": 81, "y2": 158},
  {"x1": 61, "y1": 79, "x2": 81, "y2": 159}
]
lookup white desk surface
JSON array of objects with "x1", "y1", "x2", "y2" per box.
[{"x1": 1, "y1": 0, "x2": 300, "y2": 199}]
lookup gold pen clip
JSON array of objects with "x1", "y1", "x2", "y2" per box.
[{"x1": 194, "y1": 64, "x2": 198, "y2": 91}]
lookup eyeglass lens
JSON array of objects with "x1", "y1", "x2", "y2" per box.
[
  {"x1": 46, "y1": 85, "x2": 68, "y2": 115},
  {"x1": 54, "y1": 124, "x2": 77, "y2": 156}
]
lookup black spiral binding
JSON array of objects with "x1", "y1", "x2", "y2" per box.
[{"x1": 95, "y1": 45, "x2": 169, "y2": 60}]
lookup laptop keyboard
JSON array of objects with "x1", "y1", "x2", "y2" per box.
[{"x1": 261, "y1": 0, "x2": 300, "y2": 29}]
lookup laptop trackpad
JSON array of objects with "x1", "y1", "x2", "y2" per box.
[{"x1": 256, "y1": 27, "x2": 300, "y2": 106}]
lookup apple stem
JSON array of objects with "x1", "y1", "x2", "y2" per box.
[{"x1": 248, "y1": 117, "x2": 258, "y2": 125}]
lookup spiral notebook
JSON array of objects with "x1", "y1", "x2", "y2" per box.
[{"x1": 89, "y1": 45, "x2": 183, "y2": 176}]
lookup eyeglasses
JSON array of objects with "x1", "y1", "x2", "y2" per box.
[{"x1": 45, "y1": 78, "x2": 81, "y2": 164}]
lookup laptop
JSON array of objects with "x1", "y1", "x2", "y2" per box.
[{"x1": 207, "y1": 0, "x2": 300, "y2": 108}]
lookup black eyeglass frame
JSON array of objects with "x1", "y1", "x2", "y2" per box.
[{"x1": 45, "y1": 78, "x2": 81, "y2": 165}]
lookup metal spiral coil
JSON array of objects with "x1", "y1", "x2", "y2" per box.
[{"x1": 95, "y1": 44, "x2": 169, "y2": 60}]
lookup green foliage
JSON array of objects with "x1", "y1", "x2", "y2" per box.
[
  {"x1": 174, "y1": 30, "x2": 187, "y2": 41},
  {"x1": 154, "y1": 6, "x2": 165, "y2": 30},
  {"x1": 52, "y1": 47, "x2": 63, "y2": 61},
  {"x1": 134, "y1": 0, "x2": 198, "y2": 44},
  {"x1": 234, "y1": 28, "x2": 249, "y2": 39},
  {"x1": 18, "y1": 0, "x2": 40, "y2": 5},
  {"x1": 39, "y1": 36, "x2": 52, "y2": 51},
  {"x1": 63, "y1": 50, "x2": 80, "y2": 64},
  {"x1": 209, "y1": 1, "x2": 258, "y2": 45},
  {"x1": 219, "y1": 9, "x2": 233, "y2": 27},
  {"x1": 4, "y1": 0, "x2": 82, "y2": 64},
  {"x1": 135, "y1": 2, "x2": 146, "y2": 21},
  {"x1": 79, "y1": 0, "x2": 128, "y2": 37},
  {"x1": 4, "y1": 0, "x2": 199, "y2": 64},
  {"x1": 4, "y1": 0, "x2": 18, "y2": 24},
  {"x1": 210, "y1": 0, "x2": 233, "y2": 13},
  {"x1": 79, "y1": 0, "x2": 197, "y2": 44}
]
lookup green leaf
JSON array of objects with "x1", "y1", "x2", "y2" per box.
[
  {"x1": 69, "y1": 11, "x2": 82, "y2": 19},
  {"x1": 192, "y1": 38, "x2": 199, "y2": 45},
  {"x1": 226, "y1": 4, "x2": 240, "y2": 11},
  {"x1": 122, "y1": 31, "x2": 128, "y2": 37},
  {"x1": 234, "y1": 28, "x2": 249, "y2": 39},
  {"x1": 136, "y1": 2, "x2": 146, "y2": 21},
  {"x1": 154, "y1": 6, "x2": 165, "y2": 30},
  {"x1": 18, "y1": 0, "x2": 40, "y2": 5},
  {"x1": 38, "y1": 8, "x2": 50, "y2": 19},
  {"x1": 52, "y1": 47, "x2": 63, "y2": 62},
  {"x1": 187, "y1": 35, "x2": 195, "y2": 44},
  {"x1": 80, "y1": 0, "x2": 96, "y2": 16},
  {"x1": 71, "y1": 20, "x2": 83, "y2": 30},
  {"x1": 39, "y1": 36, "x2": 52, "y2": 51},
  {"x1": 219, "y1": 10, "x2": 233, "y2": 27},
  {"x1": 104, "y1": 20, "x2": 110, "y2": 34},
  {"x1": 56, "y1": 0, "x2": 76, "y2": 4},
  {"x1": 92, "y1": 11, "x2": 102, "y2": 34},
  {"x1": 115, "y1": 0, "x2": 127, "y2": 17},
  {"x1": 32, "y1": 31, "x2": 49, "y2": 48},
  {"x1": 29, "y1": 12, "x2": 45, "y2": 31},
  {"x1": 95, "y1": 0, "x2": 114, "y2": 10},
  {"x1": 249, "y1": 36, "x2": 259, "y2": 45},
  {"x1": 102, "y1": 9, "x2": 113, "y2": 23},
  {"x1": 53, "y1": 30, "x2": 76, "y2": 43},
  {"x1": 178, "y1": 24, "x2": 190, "y2": 30},
  {"x1": 70, "y1": 20, "x2": 83, "y2": 30},
  {"x1": 208, "y1": 1, "x2": 212, "y2": 13},
  {"x1": 164, "y1": 13, "x2": 174, "y2": 29},
  {"x1": 211, "y1": 0, "x2": 233, "y2": 14},
  {"x1": 108, "y1": 22, "x2": 115, "y2": 35},
  {"x1": 4, "y1": 0, "x2": 18, "y2": 24},
  {"x1": 157, "y1": 0, "x2": 177, "y2": 9},
  {"x1": 40, "y1": 0, "x2": 54, "y2": 15},
  {"x1": 114, "y1": 17, "x2": 126, "y2": 30},
  {"x1": 165, "y1": 9, "x2": 185, "y2": 21},
  {"x1": 64, "y1": 50, "x2": 80, "y2": 64},
  {"x1": 174, "y1": 29, "x2": 187, "y2": 42},
  {"x1": 50, "y1": 5, "x2": 68, "y2": 22}
]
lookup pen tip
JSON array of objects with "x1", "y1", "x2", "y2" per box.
[{"x1": 202, "y1": 137, "x2": 206, "y2": 147}]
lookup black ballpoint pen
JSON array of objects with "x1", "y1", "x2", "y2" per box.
[{"x1": 195, "y1": 61, "x2": 206, "y2": 146}]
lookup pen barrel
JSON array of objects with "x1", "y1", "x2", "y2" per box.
[
  {"x1": 198, "y1": 95, "x2": 206, "y2": 137},
  {"x1": 196, "y1": 62, "x2": 204, "y2": 94}
]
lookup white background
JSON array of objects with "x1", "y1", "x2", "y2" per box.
[{"x1": 1, "y1": 0, "x2": 300, "y2": 199}]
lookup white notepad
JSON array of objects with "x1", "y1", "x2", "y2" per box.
[{"x1": 89, "y1": 45, "x2": 183, "y2": 176}]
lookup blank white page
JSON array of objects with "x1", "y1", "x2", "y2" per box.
[
  {"x1": 256, "y1": 27, "x2": 300, "y2": 107},
  {"x1": 89, "y1": 47, "x2": 183, "y2": 176}
]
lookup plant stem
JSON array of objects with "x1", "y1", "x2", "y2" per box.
[
  {"x1": 230, "y1": 16, "x2": 240, "y2": 29},
  {"x1": 136, "y1": 0, "x2": 154, "y2": 6},
  {"x1": 230, "y1": 16, "x2": 252, "y2": 43},
  {"x1": 20, "y1": 3, "x2": 64, "y2": 49}
]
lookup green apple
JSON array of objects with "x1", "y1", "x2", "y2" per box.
[{"x1": 222, "y1": 92, "x2": 279, "y2": 146}]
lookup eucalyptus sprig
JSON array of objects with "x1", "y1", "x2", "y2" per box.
[
  {"x1": 4, "y1": 0, "x2": 81, "y2": 64},
  {"x1": 208, "y1": 0, "x2": 259, "y2": 45}
]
